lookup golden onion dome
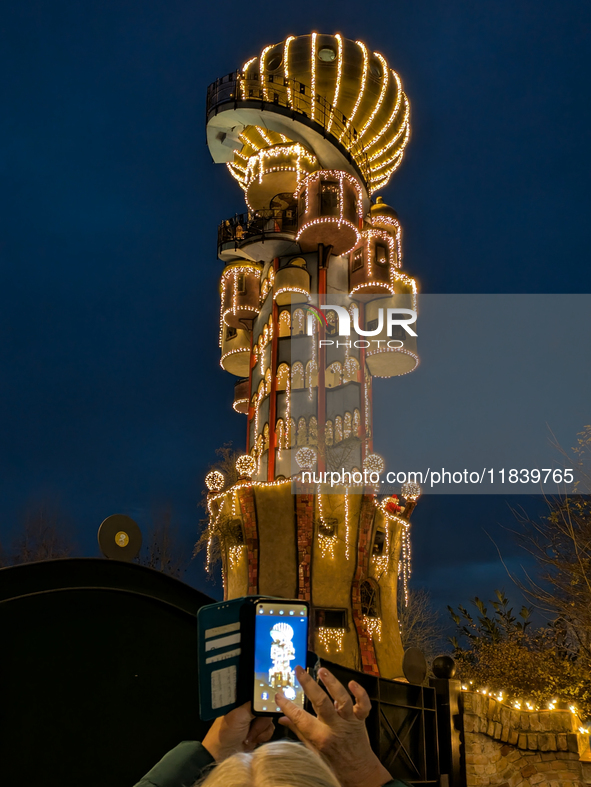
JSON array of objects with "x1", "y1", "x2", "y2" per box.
[
  {"x1": 370, "y1": 196, "x2": 399, "y2": 222},
  {"x1": 217, "y1": 33, "x2": 410, "y2": 197}
]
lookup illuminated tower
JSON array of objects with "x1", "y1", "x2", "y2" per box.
[{"x1": 204, "y1": 34, "x2": 420, "y2": 679}]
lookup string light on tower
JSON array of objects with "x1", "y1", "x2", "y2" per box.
[
  {"x1": 296, "y1": 446, "x2": 317, "y2": 470},
  {"x1": 205, "y1": 471, "x2": 225, "y2": 492},
  {"x1": 363, "y1": 453, "x2": 385, "y2": 476},
  {"x1": 236, "y1": 454, "x2": 257, "y2": 478},
  {"x1": 318, "y1": 627, "x2": 345, "y2": 653}
]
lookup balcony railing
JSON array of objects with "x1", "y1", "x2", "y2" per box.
[
  {"x1": 218, "y1": 209, "x2": 298, "y2": 252},
  {"x1": 206, "y1": 71, "x2": 371, "y2": 186}
]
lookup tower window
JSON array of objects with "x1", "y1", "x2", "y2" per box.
[
  {"x1": 352, "y1": 248, "x2": 364, "y2": 272},
  {"x1": 390, "y1": 324, "x2": 406, "y2": 340},
  {"x1": 375, "y1": 244, "x2": 388, "y2": 266},
  {"x1": 267, "y1": 54, "x2": 283, "y2": 72},
  {"x1": 320, "y1": 182, "x2": 339, "y2": 216},
  {"x1": 225, "y1": 326, "x2": 237, "y2": 340},
  {"x1": 360, "y1": 580, "x2": 380, "y2": 618},
  {"x1": 318, "y1": 47, "x2": 337, "y2": 63},
  {"x1": 318, "y1": 517, "x2": 337, "y2": 537},
  {"x1": 314, "y1": 608, "x2": 347, "y2": 629},
  {"x1": 237, "y1": 273, "x2": 246, "y2": 294},
  {"x1": 372, "y1": 529, "x2": 385, "y2": 556},
  {"x1": 229, "y1": 519, "x2": 244, "y2": 544}
]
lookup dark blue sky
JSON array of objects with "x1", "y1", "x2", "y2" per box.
[{"x1": 1, "y1": 1, "x2": 590, "y2": 616}]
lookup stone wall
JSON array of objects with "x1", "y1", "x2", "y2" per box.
[{"x1": 462, "y1": 691, "x2": 591, "y2": 787}]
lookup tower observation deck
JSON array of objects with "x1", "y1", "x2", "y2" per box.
[{"x1": 204, "y1": 33, "x2": 421, "y2": 679}]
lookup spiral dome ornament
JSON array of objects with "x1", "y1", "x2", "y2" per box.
[{"x1": 206, "y1": 33, "x2": 411, "y2": 197}]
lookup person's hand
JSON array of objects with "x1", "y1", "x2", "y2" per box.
[
  {"x1": 202, "y1": 702, "x2": 275, "y2": 762},
  {"x1": 276, "y1": 666, "x2": 393, "y2": 787}
]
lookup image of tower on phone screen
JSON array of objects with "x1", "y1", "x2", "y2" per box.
[{"x1": 253, "y1": 602, "x2": 308, "y2": 712}]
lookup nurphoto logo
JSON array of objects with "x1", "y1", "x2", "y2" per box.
[{"x1": 304, "y1": 304, "x2": 417, "y2": 349}]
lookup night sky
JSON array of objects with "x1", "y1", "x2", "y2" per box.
[{"x1": 2, "y1": 1, "x2": 590, "y2": 622}]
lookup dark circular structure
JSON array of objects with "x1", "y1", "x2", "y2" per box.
[
  {"x1": 432, "y1": 655, "x2": 457, "y2": 679},
  {"x1": 0, "y1": 558, "x2": 214, "y2": 787},
  {"x1": 402, "y1": 647, "x2": 428, "y2": 685},
  {"x1": 98, "y1": 513, "x2": 142, "y2": 560}
]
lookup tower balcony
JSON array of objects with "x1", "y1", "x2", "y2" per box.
[
  {"x1": 206, "y1": 72, "x2": 371, "y2": 200},
  {"x1": 218, "y1": 209, "x2": 300, "y2": 263}
]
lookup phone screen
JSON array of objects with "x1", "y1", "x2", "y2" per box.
[{"x1": 253, "y1": 601, "x2": 308, "y2": 713}]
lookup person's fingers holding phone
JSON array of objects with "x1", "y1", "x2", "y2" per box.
[
  {"x1": 244, "y1": 715, "x2": 275, "y2": 750},
  {"x1": 203, "y1": 702, "x2": 275, "y2": 761},
  {"x1": 276, "y1": 666, "x2": 392, "y2": 787}
]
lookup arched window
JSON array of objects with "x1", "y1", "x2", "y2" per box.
[
  {"x1": 288, "y1": 417, "x2": 296, "y2": 447},
  {"x1": 255, "y1": 432, "x2": 264, "y2": 455},
  {"x1": 292, "y1": 308, "x2": 305, "y2": 335},
  {"x1": 360, "y1": 579, "x2": 380, "y2": 618},
  {"x1": 292, "y1": 361, "x2": 305, "y2": 390},
  {"x1": 343, "y1": 412, "x2": 352, "y2": 439},
  {"x1": 276, "y1": 363, "x2": 290, "y2": 391},
  {"x1": 305, "y1": 360, "x2": 318, "y2": 389},
  {"x1": 276, "y1": 418, "x2": 285, "y2": 449},
  {"x1": 335, "y1": 416, "x2": 343, "y2": 444},
  {"x1": 308, "y1": 417, "x2": 318, "y2": 446},
  {"x1": 325, "y1": 362, "x2": 342, "y2": 389},
  {"x1": 297, "y1": 417, "x2": 308, "y2": 446},
  {"x1": 353, "y1": 409, "x2": 361, "y2": 436},
  {"x1": 279, "y1": 310, "x2": 291, "y2": 337},
  {"x1": 261, "y1": 277, "x2": 271, "y2": 301},
  {"x1": 343, "y1": 356, "x2": 359, "y2": 383},
  {"x1": 325, "y1": 310, "x2": 338, "y2": 336},
  {"x1": 325, "y1": 419, "x2": 334, "y2": 447}
]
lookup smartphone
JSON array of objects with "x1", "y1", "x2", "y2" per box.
[{"x1": 251, "y1": 599, "x2": 309, "y2": 715}]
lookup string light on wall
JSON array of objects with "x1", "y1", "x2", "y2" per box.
[
  {"x1": 284, "y1": 35, "x2": 295, "y2": 105},
  {"x1": 371, "y1": 213, "x2": 403, "y2": 269},
  {"x1": 260, "y1": 45, "x2": 273, "y2": 101},
  {"x1": 240, "y1": 56, "x2": 257, "y2": 100},
  {"x1": 326, "y1": 34, "x2": 343, "y2": 134},
  {"x1": 233, "y1": 398, "x2": 248, "y2": 413},
  {"x1": 372, "y1": 521, "x2": 390, "y2": 574},
  {"x1": 339, "y1": 40, "x2": 368, "y2": 142},
  {"x1": 365, "y1": 72, "x2": 405, "y2": 155},
  {"x1": 363, "y1": 615, "x2": 382, "y2": 642},
  {"x1": 367, "y1": 347, "x2": 419, "y2": 378},
  {"x1": 400, "y1": 520, "x2": 411, "y2": 605},
  {"x1": 357, "y1": 52, "x2": 389, "y2": 142},
  {"x1": 310, "y1": 32, "x2": 317, "y2": 120},
  {"x1": 344, "y1": 491, "x2": 351, "y2": 560},
  {"x1": 228, "y1": 544, "x2": 245, "y2": 568},
  {"x1": 317, "y1": 627, "x2": 345, "y2": 653},
  {"x1": 317, "y1": 487, "x2": 337, "y2": 559},
  {"x1": 220, "y1": 346, "x2": 250, "y2": 371}
]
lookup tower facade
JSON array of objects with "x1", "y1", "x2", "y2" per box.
[{"x1": 204, "y1": 34, "x2": 420, "y2": 679}]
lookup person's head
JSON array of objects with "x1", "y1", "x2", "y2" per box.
[{"x1": 198, "y1": 740, "x2": 341, "y2": 787}]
